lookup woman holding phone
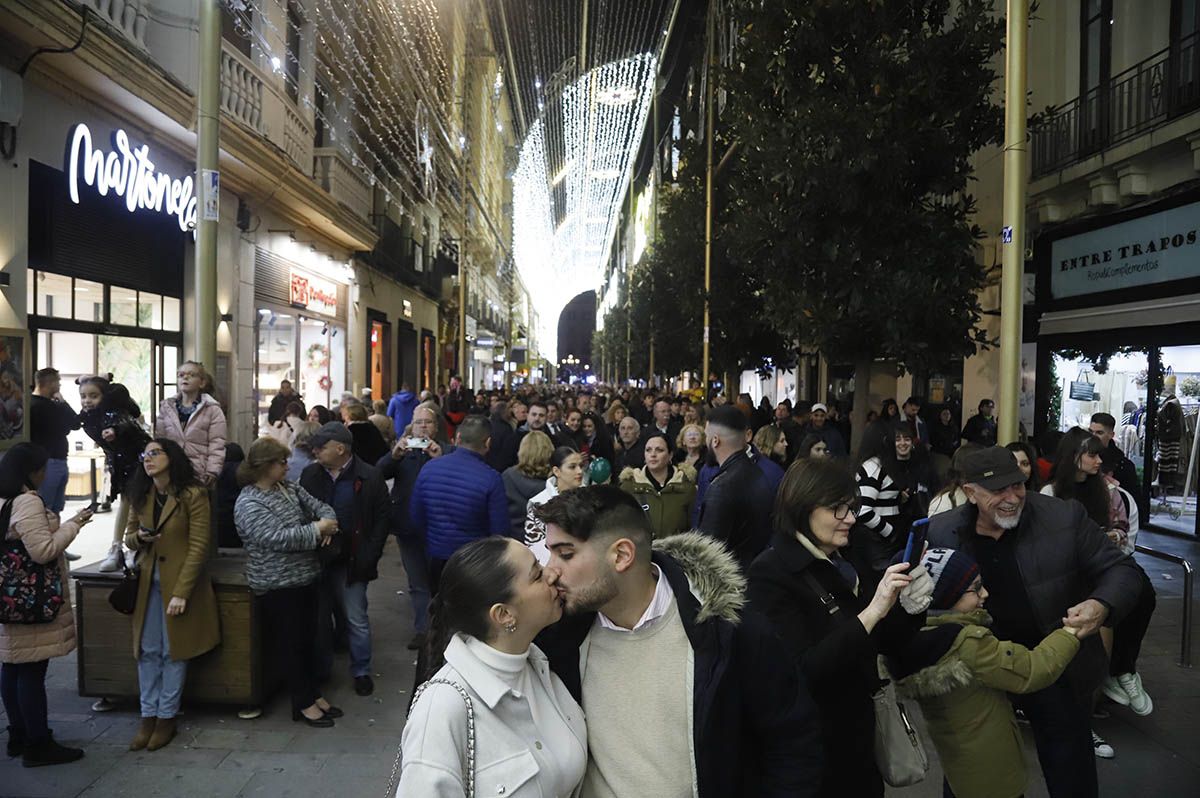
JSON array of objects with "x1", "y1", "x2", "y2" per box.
[
  {"x1": 747, "y1": 458, "x2": 931, "y2": 798},
  {"x1": 123, "y1": 438, "x2": 221, "y2": 752}
]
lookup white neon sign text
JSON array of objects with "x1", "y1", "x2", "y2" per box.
[{"x1": 67, "y1": 124, "x2": 197, "y2": 232}]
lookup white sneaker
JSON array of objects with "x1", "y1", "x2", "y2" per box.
[
  {"x1": 98, "y1": 543, "x2": 123, "y2": 572},
  {"x1": 1092, "y1": 730, "x2": 1115, "y2": 759},
  {"x1": 1101, "y1": 675, "x2": 1130, "y2": 706},
  {"x1": 1117, "y1": 672, "x2": 1153, "y2": 716}
]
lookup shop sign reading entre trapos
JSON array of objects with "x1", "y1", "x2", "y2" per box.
[
  {"x1": 290, "y1": 269, "x2": 338, "y2": 316},
  {"x1": 66, "y1": 124, "x2": 197, "y2": 232}
]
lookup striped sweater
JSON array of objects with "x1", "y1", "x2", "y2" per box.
[
  {"x1": 855, "y1": 457, "x2": 902, "y2": 539},
  {"x1": 233, "y1": 482, "x2": 335, "y2": 594}
]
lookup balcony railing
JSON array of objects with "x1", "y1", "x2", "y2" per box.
[
  {"x1": 220, "y1": 44, "x2": 265, "y2": 134},
  {"x1": 313, "y1": 147, "x2": 372, "y2": 222},
  {"x1": 1032, "y1": 31, "x2": 1200, "y2": 177},
  {"x1": 83, "y1": 0, "x2": 147, "y2": 50}
]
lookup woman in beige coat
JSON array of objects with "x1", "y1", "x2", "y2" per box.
[
  {"x1": 0, "y1": 443, "x2": 93, "y2": 767},
  {"x1": 155, "y1": 361, "x2": 226, "y2": 487},
  {"x1": 123, "y1": 437, "x2": 221, "y2": 752}
]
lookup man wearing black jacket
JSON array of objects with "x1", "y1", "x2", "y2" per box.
[
  {"x1": 928, "y1": 446, "x2": 1144, "y2": 798},
  {"x1": 535, "y1": 487, "x2": 822, "y2": 798},
  {"x1": 301, "y1": 423, "x2": 390, "y2": 695},
  {"x1": 1089, "y1": 412, "x2": 1147, "y2": 520},
  {"x1": 697, "y1": 406, "x2": 775, "y2": 568}
]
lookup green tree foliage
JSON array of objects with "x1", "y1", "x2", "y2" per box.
[{"x1": 721, "y1": 0, "x2": 1004, "y2": 376}]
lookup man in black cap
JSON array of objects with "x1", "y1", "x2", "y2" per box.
[
  {"x1": 697, "y1": 406, "x2": 776, "y2": 568},
  {"x1": 927, "y1": 446, "x2": 1143, "y2": 798},
  {"x1": 300, "y1": 422, "x2": 389, "y2": 696}
]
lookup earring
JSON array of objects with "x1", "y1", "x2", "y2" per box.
[{"x1": 504, "y1": 621, "x2": 517, "y2": 634}]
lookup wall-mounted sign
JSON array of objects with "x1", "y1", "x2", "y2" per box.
[
  {"x1": 201, "y1": 168, "x2": 219, "y2": 222},
  {"x1": 1050, "y1": 200, "x2": 1200, "y2": 298},
  {"x1": 402, "y1": 299, "x2": 413, "y2": 319},
  {"x1": 66, "y1": 123, "x2": 196, "y2": 232},
  {"x1": 289, "y1": 269, "x2": 338, "y2": 315}
]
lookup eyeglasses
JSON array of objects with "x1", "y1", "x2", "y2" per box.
[
  {"x1": 963, "y1": 580, "x2": 985, "y2": 596},
  {"x1": 139, "y1": 449, "x2": 166, "y2": 461},
  {"x1": 828, "y1": 499, "x2": 862, "y2": 520}
]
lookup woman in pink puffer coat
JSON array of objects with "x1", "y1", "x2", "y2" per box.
[{"x1": 155, "y1": 361, "x2": 226, "y2": 486}]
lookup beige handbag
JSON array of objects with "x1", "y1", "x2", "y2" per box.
[{"x1": 872, "y1": 661, "x2": 928, "y2": 787}]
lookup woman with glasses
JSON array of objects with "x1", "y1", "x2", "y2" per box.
[
  {"x1": 235, "y1": 437, "x2": 342, "y2": 727},
  {"x1": 747, "y1": 458, "x2": 930, "y2": 798},
  {"x1": 155, "y1": 361, "x2": 227, "y2": 490},
  {"x1": 123, "y1": 438, "x2": 221, "y2": 752}
]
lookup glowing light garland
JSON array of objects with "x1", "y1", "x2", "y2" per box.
[{"x1": 513, "y1": 53, "x2": 657, "y2": 362}]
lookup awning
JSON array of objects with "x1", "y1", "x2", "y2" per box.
[{"x1": 1038, "y1": 293, "x2": 1200, "y2": 336}]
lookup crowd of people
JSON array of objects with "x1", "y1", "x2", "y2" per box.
[{"x1": 0, "y1": 373, "x2": 1161, "y2": 798}]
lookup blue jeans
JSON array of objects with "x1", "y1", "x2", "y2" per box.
[
  {"x1": 37, "y1": 458, "x2": 69, "y2": 514},
  {"x1": 316, "y1": 564, "x2": 372, "y2": 679},
  {"x1": 396, "y1": 533, "x2": 430, "y2": 634},
  {"x1": 138, "y1": 570, "x2": 188, "y2": 718}
]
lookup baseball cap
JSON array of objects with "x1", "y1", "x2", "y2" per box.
[
  {"x1": 962, "y1": 446, "x2": 1026, "y2": 491},
  {"x1": 310, "y1": 422, "x2": 353, "y2": 450}
]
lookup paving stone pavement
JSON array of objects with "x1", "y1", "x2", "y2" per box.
[{"x1": 1, "y1": 530, "x2": 1197, "y2": 797}]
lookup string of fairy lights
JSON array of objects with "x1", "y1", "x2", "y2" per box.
[{"x1": 494, "y1": 0, "x2": 677, "y2": 360}]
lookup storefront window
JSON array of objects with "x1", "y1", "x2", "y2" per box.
[
  {"x1": 257, "y1": 309, "x2": 297, "y2": 429},
  {"x1": 99, "y1": 335, "x2": 152, "y2": 418},
  {"x1": 163, "y1": 297, "x2": 181, "y2": 332},
  {"x1": 75, "y1": 279, "x2": 104, "y2": 322},
  {"x1": 35, "y1": 272, "x2": 73, "y2": 319},
  {"x1": 139, "y1": 291, "x2": 163, "y2": 330},
  {"x1": 110, "y1": 286, "x2": 138, "y2": 326},
  {"x1": 1149, "y1": 346, "x2": 1199, "y2": 535}
]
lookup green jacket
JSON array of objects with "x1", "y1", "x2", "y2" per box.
[
  {"x1": 896, "y1": 610, "x2": 1080, "y2": 798},
  {"x1": 619, "y1": 464, "x2": 697, "y2": 540}
]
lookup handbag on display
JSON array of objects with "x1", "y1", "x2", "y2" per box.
[
  {"x1": 871, "y1": 669, "x2": 929, "y2": 787},
  {"x1": 107, "y1": 558, "x2": 139, "y2": 615},
  {"x1": 0, "y1": 499, "x2": 66, "y2": 625},
  {"x1": 384, "y1": 678, "x2": 476, "y2": 797}
]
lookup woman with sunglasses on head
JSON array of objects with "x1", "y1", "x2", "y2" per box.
[
  {"x1": 235, "y1": 437, "x2": 342, "y2": 727},
  {"x1": 155, "y1": 361, "x2": 226, "y2": 490},
  {"x1": 398, "y1": 536, "x2": 585, "y2": 797},
  {"x1": 123, "y1": 438, "x2": 221, "y2": 752},
  {"x1": 746, "y1": 458, "x2": 932, "y2": 798}
]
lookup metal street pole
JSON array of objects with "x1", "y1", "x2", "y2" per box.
[
  {"x1": 194, "y1": 0, "x2": 220, "y2": 369},
  {"x1": 998, "y1": 0, "x2": 1028, "y2": 445},
  {"x1": 702, "y1": 0, "x2": 715, "y2": 396}
]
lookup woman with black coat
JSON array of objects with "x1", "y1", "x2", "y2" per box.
[{"x1": 747, "y1": 458, "x2": 931, "y2": 798}]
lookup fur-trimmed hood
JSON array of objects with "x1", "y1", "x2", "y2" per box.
[
  {"x1": 619, "y1": 462, "x2": 697, "y2": 490},
  {"x1": 896, "y1": 610, "x2": 992, "y2": 699},
  {"x1": 653, "y1": 531, "x2": 745, "y2": 624}
]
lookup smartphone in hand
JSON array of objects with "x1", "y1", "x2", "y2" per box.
[{"x1": 902, "y1": 518, "x2": 930, "y2": 571}]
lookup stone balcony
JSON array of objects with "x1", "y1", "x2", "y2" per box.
[
  {"x1": 219, "y1": 41, "x2": 313, "y2": 174},
  {"x1": 82, "y1": 0, "x2": 147, "y2": 50},
  {"x1": 313, "y1": 147, "x2": 372, "y2": 223}
]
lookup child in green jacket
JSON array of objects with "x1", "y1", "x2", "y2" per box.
[{"x1": 893, "y1": 548, "x2": 1081, "y2": 798}]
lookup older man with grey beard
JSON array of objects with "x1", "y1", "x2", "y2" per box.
[{"x1": 927, "y1": 446, "x2": 1143, "y2": 798}]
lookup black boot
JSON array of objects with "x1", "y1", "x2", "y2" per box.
[
  {"x1": 6, "y1": 725, "x2": 24, "y2": 757},
  {"x1": 22, "y1": 734, "x2": 84, "y2": 768}
]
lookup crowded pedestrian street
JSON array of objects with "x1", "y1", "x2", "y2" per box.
[{"x1": 3, "y1": 0, "x2": 1200, "y2": 797}]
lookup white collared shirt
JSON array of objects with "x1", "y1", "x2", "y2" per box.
[{"x1": 596, "y1": 564, "x2": 673, "y2": 633}]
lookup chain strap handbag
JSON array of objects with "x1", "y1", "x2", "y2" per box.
[{"x1": 384, "y1": 678, "x2": 476, "y2": 798}]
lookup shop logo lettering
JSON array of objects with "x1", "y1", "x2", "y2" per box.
[
  {"x1": 290, "y1": 272, "x2": 338, "y2": 314},
  {"x1": 66, "y1": 123, "x2": 197, "y2": 232},
  {"x1": 1058, "y1": 229, "x2": 1198, "y2": 271}
]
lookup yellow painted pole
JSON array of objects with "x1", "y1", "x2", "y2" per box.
[
  {"x1": 194, "y1": 0, "x2": 220, "y2": 369},
  {"x1": 702, "y1": 0, "x2": 715, "y2": 396},
  {"x1": 998, "y1": 0, "x2": 1028, "y2": 445}
]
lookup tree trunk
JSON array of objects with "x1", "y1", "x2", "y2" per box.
[{"x1": 850, "y1": 357, "x2": 873, "y2": 459}]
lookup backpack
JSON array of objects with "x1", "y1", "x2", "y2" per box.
[{"x1": 0, "y1": 498, "x2": 66, "y2": 625}]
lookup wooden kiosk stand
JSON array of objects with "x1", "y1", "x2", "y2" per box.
[{"x1": 72, "y1": 550, "x2": 276, "y2": 706}]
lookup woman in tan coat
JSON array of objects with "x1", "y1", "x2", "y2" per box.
[
  {"x1": 123, "y1": 437, "x2": 220, "y2": 752},
  {"x1": 0, "y1": 443, "x2": 92, "y2": 767}
]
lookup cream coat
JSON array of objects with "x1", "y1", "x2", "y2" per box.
[
  {"x1": 155, "y1": 393, "x2": 227, "y2": 481},
  {"x1": 0, "y1": 494, "x2": 80, "y2": 664},
  {"x1": 398, "y1": 636, "x2": 587, "y2": 798}
]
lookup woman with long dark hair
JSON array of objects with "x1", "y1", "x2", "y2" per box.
[
  {"x1": 524, "y1": 447, "x2": 586, "y2": 562},
  {"x1": 854, "y1": 421, "x2": 939, "y2": 572},
  {"x1": 0, "y1": 443, "x2": 92, "y2": 767},
  {"x1": 122, "y1": 438, "x2": 221, "y2": 752},
  {"x1": 1042, "y1": 428, "x2": 1122, "y2": 534},
  {"x1": 1005, "y1": 440, "x2": 1041, "y2": 492},
  {"x1": 399, "y1": 537, "x2": 586, "y2": 796}
]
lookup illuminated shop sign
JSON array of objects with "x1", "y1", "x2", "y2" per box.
[
  {"x1": 66, "y1": 123, "x2": 197, "y2": 232},
  {"x1": 290, "y1": 269, "x2": 339, "y2": 315}
]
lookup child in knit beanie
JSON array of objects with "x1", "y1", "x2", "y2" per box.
[{"x1": 890, "y1": 548, "x2": 1082, "y2": 798}]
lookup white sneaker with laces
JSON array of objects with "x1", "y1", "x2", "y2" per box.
[
  {"x1": 98, "y1": 542, "x2": 123, "y2": 572},
  {"x1": 1101, "y1": 675, "x2": 1130, "y2": 706},
  {"x1": 1118, "y1": 672, "x2": 1153, "y2": 716},
  {"x1": 1092, "y1": 730, "x2": 1115, "y2": 759}
]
